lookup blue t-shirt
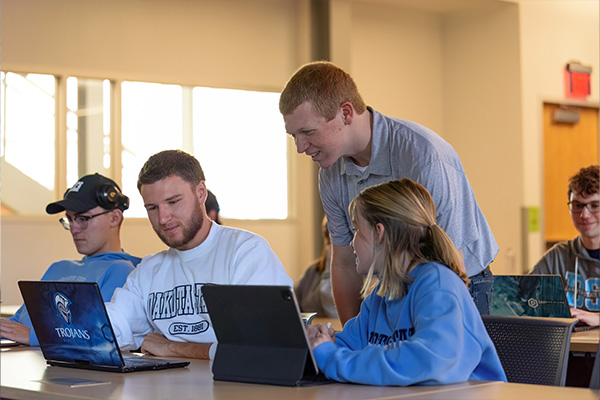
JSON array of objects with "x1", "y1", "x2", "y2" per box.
[
  {"x1": 9, "y1": 251, "x2": 140, "y2": 346},
  {"x1": 313, "y1": 262, "x2": 507, "y2": 385}
]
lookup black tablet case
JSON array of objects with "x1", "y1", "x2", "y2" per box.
[{"x1": 201, "y1": 284, "x2": 324, "y2": 386}]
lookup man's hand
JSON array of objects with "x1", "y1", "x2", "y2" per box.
[
  {"x1": 140, "y1": 332, "x2": 175, "y2": 357},
  {"x1": 306, "y1": 323, "x2": 335, "y2": 349},
  {"x1": 141, "y1": 332, "x2": 212, "y2": 359},
  {"x1": 570, "y1": 308, "x2": 600, "y2": 327},
  {"x1": 0, "y1": 319, "x2": 30, "y2": 345},
  {"x1": 331, "y1": 245, "x2": 364, "y2": 325}
]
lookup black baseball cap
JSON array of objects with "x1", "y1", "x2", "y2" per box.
[
  {"x1": 205, "y1": 190, "x2": 220, "y2": 213},
  {"x1": 46, "y1": 173, "x2": 127, "y2": 214}
]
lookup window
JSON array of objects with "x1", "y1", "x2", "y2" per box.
[
  {"x1": 192, "y1": 87, "x2": 287, "y2": 220},
  {"x1": 120, "y1": 82, "x2": 287, "y2": 219},
  {"x1": 1, "y1": 72, "x2": 56, "y2": 214},
  {"x1": 66, "y1": 77, "x2": 112, "y2": 185},
  {"x1": 0, "y1": 70, "x2": 289, "y2": 220},
  {"x1": 121, "y1": 81, "x2": 184, "y2": 217}
]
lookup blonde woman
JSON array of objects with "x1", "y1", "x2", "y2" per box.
[{"x1": 306, "y1": 179, "x2": 506, "y2": 385}]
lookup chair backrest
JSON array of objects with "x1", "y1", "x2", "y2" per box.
[
  {"x1": 590, "y1": 341, "x2": 599, "y2": 390},
  {"x1": 481, "y1": 315, "x2": 577, "y2": 386}
]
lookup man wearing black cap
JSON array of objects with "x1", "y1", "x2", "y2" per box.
[
  {"x1": 205, "y1": 189, "x2": 221, "y2": 225},
  {"x1": 0, "y1": 173, "x2": 141, "y2": 346}
]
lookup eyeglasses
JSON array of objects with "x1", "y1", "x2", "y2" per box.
[
  {"x1": 59, "y1": 210, "x2": 111, "y2": 231},
  {"x1": 567, "y1": 200, "x2": 600, "y2": 214}
]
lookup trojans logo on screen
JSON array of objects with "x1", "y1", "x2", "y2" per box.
[
  {"x1": 52, "y1": 292, "x2": 90, "y2": 340},
  {"x1": 54, "y1": 292, "x2": 72, "y2": 325}
]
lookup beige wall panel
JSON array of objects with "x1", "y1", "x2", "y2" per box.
[
  {"x1": 519, "y1": 0, "x2": 599, "y2": 266},
  {"x1": 442, "y1": 3, "x2": 523, "y2": 273},
  {"x1": 350, "y1": 3, "x2": 445, "y2": 135}
]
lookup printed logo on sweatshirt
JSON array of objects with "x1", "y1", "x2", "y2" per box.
[
  {"x1": 148, "y1": 283, "x2": 208, "y2": 320},
  {"x1": 565, "y1": 272, "x2": 600, "y2": 311},
  {"x1": 368, "y1": 327, "x2": 415, "y2": 348},
  {"x1": 168, "y1": 320, "x2": 210, "y2": 335}
]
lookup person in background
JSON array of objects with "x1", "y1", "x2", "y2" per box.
[
  {"x1": 105, "y1": 150, "x2": 292, "y2": 360},
  {"x1": 295, "y1": 216, "x2": 338, "y2": 318},
  {"x1": 306, "y1": 179, "x2": 506, "y2": 385},
  {"x1": 1, "y1": 173, "x2": 140, "y2": 345},
  {"x1": 205, "y1": 189, "x2": 222, "y2": 225},
  {"x1": 280, "y1": 61, "x2": 498, "y2": 324},
  {"x1": 531, "y1": 165, "x2": 599, "y2": 328}
]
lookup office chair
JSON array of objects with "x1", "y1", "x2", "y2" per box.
[
  {"x1": 482, "y1": 315, "x2": 577, "y2": 386},
  {"x1": 590, "y1": 342, "x2": 599, "y2": 390}
]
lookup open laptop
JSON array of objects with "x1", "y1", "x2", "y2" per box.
[
  {"x1": 18, "y1": 281, "x2": 190, "y2": 373},
  {"x1": 201, "y1": 284, "x2": 331, "y2": 387},
  {"x1": 491, "y1": 275, "x2": 593, "y2": 331},
  {"x1": 1, "y1": 338, "x2": 21, "y2": 348}
]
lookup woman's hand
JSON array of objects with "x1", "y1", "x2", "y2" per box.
[{"x1": 306, "y1": 323, "x2": 335, "y2": 349}]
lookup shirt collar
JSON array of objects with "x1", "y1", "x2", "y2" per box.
[{"x1": 341, "y1": 106, "x2": 392, "y2": 177}]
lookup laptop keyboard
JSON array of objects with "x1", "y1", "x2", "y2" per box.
[{"x1": 123, "y1": 356, "x2": 164, "y2": 367}]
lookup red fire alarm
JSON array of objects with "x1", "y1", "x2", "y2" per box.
[{"x1": 565, "y1": 61, "x2": 592, "y2": 99}]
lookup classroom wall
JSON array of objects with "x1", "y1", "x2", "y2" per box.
[
  {"x1": 349, "y1": 2, "x2": 445, "y2": 134},
  {"x1": 0, "y1": 0, "x2": 306, "y2": 89},
  {"x1": 442, "y1": 3, "x2": 523, "y2": 274},
  {"x1": 0, "y1": 0, "x2": 318, "y2": 305},
  {"x1": 1, "y1": 0, "x2": 598, "y2": 305},
  {"x1": 347, "y1": 1, "x2": 523, "y2": 274},
  {"x1": 518, "y1": 0, "x2": 600, "y2": 267}
]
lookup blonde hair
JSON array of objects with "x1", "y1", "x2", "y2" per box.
[
  {"x1": 279, "y1": 61, "x2": 367, "y2": 120},
  {"x1": 349, "y1": 179, "x2": 469, "y2": 300}
]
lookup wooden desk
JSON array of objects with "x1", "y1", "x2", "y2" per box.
[
  {"x1": 570, "y1": 328, "x2": 599, "y2": 353},
  {"x1": 1, "y1": 347, "x2": 598, "y2": 400},
  {"x1": 312, "y1": 317, "x2": 343, "y2": 331},
  {"x1": 1, "y1": 304, "x2": 20, "y2": 318}
]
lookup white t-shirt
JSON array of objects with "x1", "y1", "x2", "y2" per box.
[{"x1": 106, "y1": 221, "x2": 292, "y2": 354}]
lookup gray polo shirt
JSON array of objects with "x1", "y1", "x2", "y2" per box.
[{"x1": 318, "y1": 107, "x2": 498, "y2": 277}]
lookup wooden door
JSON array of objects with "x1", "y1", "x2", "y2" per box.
[{"x1": 543, "y1": 103, "x2": 599, "y2": 246}]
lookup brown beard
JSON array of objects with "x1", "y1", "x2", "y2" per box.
[{"x1": 154, "y1": 196, "x2": 204, "y2": 249}]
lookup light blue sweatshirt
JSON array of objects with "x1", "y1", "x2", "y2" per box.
[
  {"x1": 9, "y1": 251, "x2": 140, "y2": 346},
  {"x1": 313, "y1": 262, "x2": 507, "y2": 385}
]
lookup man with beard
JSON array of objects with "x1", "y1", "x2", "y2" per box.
[{"x1": 105, "y1": 150, "x2": 292, "y2": 360}]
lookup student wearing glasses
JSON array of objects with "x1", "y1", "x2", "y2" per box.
[
  {"x1": 531, "y1": 165, "x2": 599, "y2": 328},
  {"x1": 0, "y1": 173, "x2": 141, "y2": 345}
]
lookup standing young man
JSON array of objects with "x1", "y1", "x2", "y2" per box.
[
  {"x1": 1, "y1": 173, "x2": 140, "y2": 345},
  {"x1": 280, "y1": 61, "x2": 498, "y2": 324},
  {"x1": 531, "y1": 165, "x2": 599, "y2": 327},
  {"x1": 105, "y1": 150, "x2": 292, "y2": 359}
]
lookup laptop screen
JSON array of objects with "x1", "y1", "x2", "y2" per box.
[
  {"x1": 491, "y1": 275, "x2": 572, "y2": 318},
  {"x1": 19, "y1": 281, "x2": 124, "y2": 367}
]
